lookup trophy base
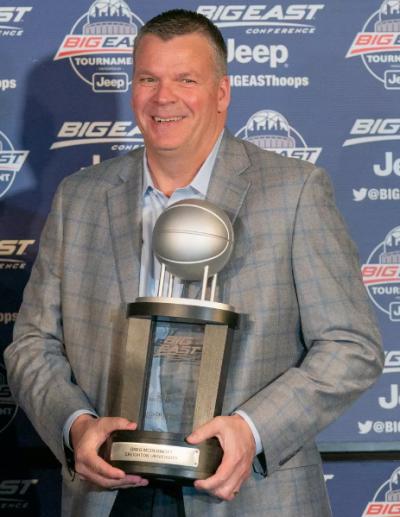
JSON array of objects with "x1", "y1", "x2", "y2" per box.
[{"x1": 104, "y1": 430, "x2": 223, "y2": 485}]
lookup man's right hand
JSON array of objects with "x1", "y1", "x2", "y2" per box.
[{"x1": 70, "y1": 414, "x2": 149, "y2": 489}]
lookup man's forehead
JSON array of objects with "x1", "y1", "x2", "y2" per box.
[
  {"x1": 134, "y1": 32, "x2": 214, "y2": 56},
  {"x1": 133, "y1": 31, "x2": 224, "y2": 79}
]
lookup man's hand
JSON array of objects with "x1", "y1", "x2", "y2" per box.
[
  {"x1": 70, "y1": 414, "x2": 149, "y2": 489},
  {"x1": 186, "y1": 414, "x2": 256, "y2": 501}
]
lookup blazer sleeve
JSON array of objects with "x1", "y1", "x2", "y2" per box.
[
  {"x1": 238, "y1": 166, "x2": 384, "y2": 476},
  {"x1": 4, "y1": 180, "x2": 96, "y2": 467}
]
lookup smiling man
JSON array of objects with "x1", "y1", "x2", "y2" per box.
[
  {"x1": 131, "y1": 32, "x2": 230, "y2": 194},
  {"x1": 5, "y1": 9, "x2": 383, "y2": 517}
]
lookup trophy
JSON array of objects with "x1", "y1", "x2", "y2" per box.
[{"x1": 105, "y1": 199, "x2": 239, "y2": 483}]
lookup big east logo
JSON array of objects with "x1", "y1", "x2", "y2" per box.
[
  {"x1": 362, "y1": 226, "x2": 400, "y2": 322},
  {"x1": 0, "y1": 6, "x2": 32, "y2": 37},
  {"x1": 0, "y1": 239, "x2": 35, "y2": 270},
  {"x1": 344, "y1": 119, "x2": 400, "y2": 147},
  {"x1": 197, "y1": 4, "x2": 325, "y2": 34},
  {"x1": 363, "y1": 467, "x2": 400, "y2": 516},
  {"x1": 50, "y1": 121, "x2": 144, "y2": 153},
  {"x1": 235, "y1": 109, "x2": 321, "y2": 163},
  {"x1": 0, "y1": 130, "x2": 28, "y2": 198},
  {"x1": 346, "y1": 0, "x2": 400, "y2": 89},
  {"x1": 0, "y1": 478, "x2": 38, "y2": 511},
  {"x1": 0, "y1": 364, "x2": 17, "y2": 434},
  {"x1": 54, "y1": 0, "x2": 143, "y2": 92},
  {"x1": 384, "y1": 350, "x2": 400, "y2": 373}
]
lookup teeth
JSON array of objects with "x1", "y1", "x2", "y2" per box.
[{"x1": 154, "y1": 116, "x2": 183, "y2": 123}]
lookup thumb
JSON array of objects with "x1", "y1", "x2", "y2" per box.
[
  {"x1": 186, "y1": 418, "x2": 220, "y2": 445},
  {"x1": 97, "y1": 418, "x2": 137, "y2": 442}
]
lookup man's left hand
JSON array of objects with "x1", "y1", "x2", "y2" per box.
[{"x1": 186, "y1": 414, "x2": 256, "y2": 501}]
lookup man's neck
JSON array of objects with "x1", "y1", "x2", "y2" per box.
[
  {"x1": 146, "y1": 132, "x2": 223, "y2": 197},
  {"x1": 146, "y1": 154, "x2": 201, "y2": 197}
]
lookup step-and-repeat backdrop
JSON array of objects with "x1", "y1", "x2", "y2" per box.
[{"x1": 1, "y1": 1, "x2": 399, "y2": 515}]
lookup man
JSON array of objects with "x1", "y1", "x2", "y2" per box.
[{"x1": 5, "y1": 9, "x2": 383, "y2": 517}]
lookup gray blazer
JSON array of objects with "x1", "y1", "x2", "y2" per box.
[{"x1": 5, "y1": 131, "x2": 383, "y2": 516}]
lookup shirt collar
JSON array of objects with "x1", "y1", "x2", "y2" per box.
[{"x1": 142, "y1": 129, "x2": 224, "y2": 198}]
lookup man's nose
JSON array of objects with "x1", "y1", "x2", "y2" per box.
[{"x1": 154, "y1": 80, "x2": 177, "y2": 104}]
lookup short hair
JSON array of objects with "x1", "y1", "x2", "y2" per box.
[{"x1": 134, "y1": 9, "x2": 227, "y2": 76}]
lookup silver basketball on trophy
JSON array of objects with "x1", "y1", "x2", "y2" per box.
[{"x1": 152, "y1": 199, "x2": 234, "y2": 280}]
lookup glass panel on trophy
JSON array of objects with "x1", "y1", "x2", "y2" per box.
[{"x1": 145, "y1": 321, "x2": 204, "y2": 436}]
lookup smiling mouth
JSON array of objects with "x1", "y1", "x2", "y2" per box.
[{"x1": 153, "y1": 116, "x2": 184, "y2": 123}]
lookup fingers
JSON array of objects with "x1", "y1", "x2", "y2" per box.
[
  {"x1": 91, "y1": 416, "x2": 137, "y2": 445},
  {"x1": 72, "y1": 416, "x2": 148, "y2": 489},
  {"x1": 79, "y1": 469, "x2": 148, "y2": 490},
  {"x1": 189, "y1": 415, "x2": 255, "y2": 501},
  {"x1": 71, "y1": 415, "x2": 136, "y2": 451},
  {"x1": 75, "y1": 446, "x2": 126, "y2": 485},
  {"x1": 195, "y1": 446, "x2": 251, "y2": 500}
]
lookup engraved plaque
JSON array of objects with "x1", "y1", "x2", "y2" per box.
[{"x1": 111, "y1": 442, "x2": 200, "y2": 468}]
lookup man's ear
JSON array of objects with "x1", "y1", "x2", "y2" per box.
[{"x1": 217, "y1": 75, "x2": 231, "y2": 114}]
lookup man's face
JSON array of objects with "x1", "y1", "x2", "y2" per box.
[{"x1": 132, "y1": 33, "x2": 230, "y2": 160}]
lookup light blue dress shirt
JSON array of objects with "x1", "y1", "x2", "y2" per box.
[{"x1": 64, "y1": 130, "x2": 262, "y2": 454}]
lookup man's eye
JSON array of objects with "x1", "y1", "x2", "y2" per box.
[
  {"x1": 182, "y1": 78, "x2": 196, "y2": 84},
  {"x1": 140, "y1": 77, "x2": 156, "y2": 84}
]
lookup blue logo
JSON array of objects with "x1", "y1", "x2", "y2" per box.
[
  {"x1": 0, "y1": 130, "x2": 28, "y2": 199},
  {"x1": 235, "y1": 109, "x2": 321, "y2": 163}
]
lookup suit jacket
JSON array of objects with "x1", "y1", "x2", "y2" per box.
[{"x1": 5, "y1": 131, "x2": 383, "y2": 516}]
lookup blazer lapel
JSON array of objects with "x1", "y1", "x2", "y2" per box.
[
  {"x1": 207, "y1": 131, "x2": 251, "y2": 220},
  {"x1": 187, "y1": 132, "x2": 251, "y2": 301},
  {"x1": 106, "y1": 151, "x2": 144, "y2": 304}
]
